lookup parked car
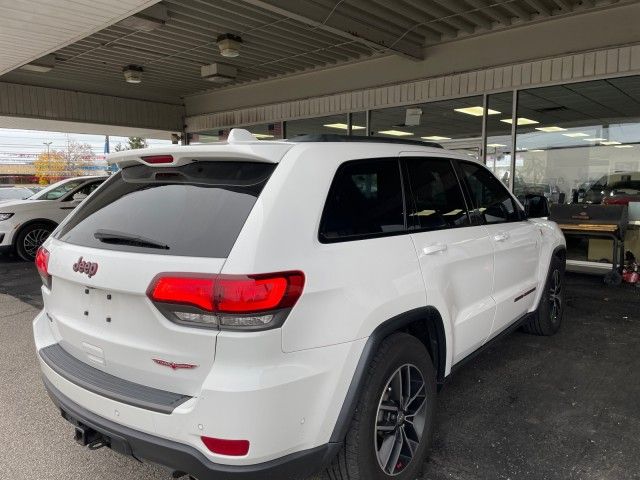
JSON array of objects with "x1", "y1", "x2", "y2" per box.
[
  {"x1": 0, "y1": 186, "x2": 34, "y2": 202},
  {"x1": 0, "y1": 176, "x2": 106, "y2": 260},
  {"x1": 584, "y1": 171, "x2": 640, "y2": 205},
  {"x1": 32, "y1": 130, "x2": 566, "y2": 480}
]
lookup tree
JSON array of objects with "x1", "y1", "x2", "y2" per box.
[
  {"x1": 127, "y1": 137, "x2": 148, "y2": 149},
  {"x1": 34, "y1": 152, "x2": 66, "y2": 184},
  {"x1": 59, "y1": 139, "x2": 97, "y2": 176}
]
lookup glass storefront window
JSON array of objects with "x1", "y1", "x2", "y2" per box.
[
  {"x1": 485, "y1": 92, "x2": 514, "y2": 187},
  {"x1": 370, "y1": 96, "x2": 485, "y2": 158},
  {"x1": 516, "y1": 76, "x2": 640, "y2": 263},
  {"x1": 286, "y1": 114, "x2": 348, "y2": 138},
  {"x1": 350, "y1": 112, "x2": 368, "y2": 136}
]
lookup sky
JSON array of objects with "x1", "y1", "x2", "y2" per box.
[{"x1": 0, "y1": 129, "x2": 171, "y2": 164}]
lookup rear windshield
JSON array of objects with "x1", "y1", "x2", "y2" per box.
[{"x1": 56, "y1": 161, "x2": 275, "y2": 258}]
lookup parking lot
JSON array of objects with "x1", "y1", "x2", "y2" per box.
[{"x1": 2, "y1": 252, "x2": 639, "y2": 480}]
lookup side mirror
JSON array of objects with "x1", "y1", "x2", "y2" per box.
[
  {"x1": 72, "y1": 192, "x2": 88, "y2": 202},
  {"x1": 524, "y1": 194, "x2": 550, "y2": 218}
]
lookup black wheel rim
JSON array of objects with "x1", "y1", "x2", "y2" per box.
[
  {"x1": 549, "y1": 269, "x2": 562, "y2": 324},
  {"x1": 23, "y1": 228, "x2": 50, "y2": 259},
  {"x1": 374, "y1": 364, "x2": 427, "y2": 476}
]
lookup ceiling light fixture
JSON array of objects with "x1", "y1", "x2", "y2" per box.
[
  {"x1": 253, "y1": 134, "x2": 274, "y2": 139},
  {"x1": 378, "y1": 130, "x2": 412, "y2": 136},
  {"x1": 529, "y1": 149, "x2": 545, "y2": 152},
  {"x1": 500, "y1": 118, "x2": 539, "y2": 125},
  {"x1": 535, "y1": 126, "x2": 567, "y2": 132},
  {"x1": 421, "y1": 136, "x2": 451, "y2": 141},
  {"x1": 562, "y1": 132, "x2": 589, "y2": 138},
  {"x1": 19, "y1": 54, "x2": 56, "y2": 73},
  {"x1": 201, "y1": 63, "x2": 237, "y2": 83},
  {"x1": 454, "y1": 107, "x2": 500, "y2": 116},
  {"x1": 601, "y1": 141, "x2": 621, "y2": 145},
  {"x1": 487, "y1": 143, "x2": 507, "y2": 148},
  {"x1": 583, "y1": 137, "x2": 606, "y2": 142},
  {"x1": 323, "y1": 123, "x2": 365, "y2": 130},
  {"x1": 123, "y1": 65, "x2": 143, "y2": 84},
  {"x1": 217, "y1": 34, "x2": 243, "y2": 58},
  {"x1": 615, "y1": 145, "x2": 634, "y2": 148}
]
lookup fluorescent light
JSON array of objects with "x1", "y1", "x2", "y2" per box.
[
  {"x1": 562, "y1": 132, "x2": 589, "y2": 138},
  {"x1": 378, "y1": 130, "x2": 412, "y2": 136},
  {"x1": 529, "y1": 149, "x2": 545, "y2": 152},
  {"x1": 323, "y1": 123, "x2": 365, "y2": 130},
  {"x1": 601, "y1": 141, "x2": 621, "y2": 145},
  {"x1": 583, "y1": 137, "x2": 606, "y2": 142},
  {"x1": 535, "y1": 126, "x2": 567, "y2": 132},
  {"x1": 253, "y1": 133, "x2": 274, "y2": 139},
  {"x1": 487, "y1": 143, "x2": 507, "y2": 147},
  {"x1": 421, "y1": 135, "x2": 451, "y2": 141},
  {"x1": 615, "y1": 145, "x2": 634, "y2": 148},
  {"x1": 501, "y1": 118, "x2": 539, "y2": 125},
  {"x1": 454, "y1": 107, "x2": 500, "y2": 116}
]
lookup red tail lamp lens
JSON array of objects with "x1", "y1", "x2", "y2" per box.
[
  {"x1": 149, "y1": 276, "x2": 215, "y2": 311},
  {"x1": 141, "y1": 155, "x2": 173, "y2": 164},
  {"x1": 148, "y1": 271, "x2": 304, "y2": 314},
  {"x1": 35, "y1": 247, "x2": 51, "y2": 288},
  {"x1": 201, "y1": 436, "x2": 250, "y2": 456}
]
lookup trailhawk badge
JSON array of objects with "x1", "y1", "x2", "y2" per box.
[
  {"x1": 73, "y1": 256, "x2": 98, "y2": 278},
  {"x1": 153, "y1": 358, "x2": 198, "y2": 370}
]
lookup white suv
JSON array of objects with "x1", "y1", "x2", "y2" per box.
[{"x1": 33, "y1": 130, "x2": 566, "y2": 480}]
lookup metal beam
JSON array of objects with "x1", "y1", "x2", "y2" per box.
[
  {"x1": 431, "y1": 0, "x2": 493, "y2": 30},
  {"x1": 523, "y1": 0, "x2": 552, "y2": 16},
  {"x1": 240, "y1": 0, "x2": 425, "y2": 60},
  {"x1": 464, "y1": 0, "x2": 512, "y2": 25}
]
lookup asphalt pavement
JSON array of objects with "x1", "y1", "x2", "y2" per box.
[{"x1": 1, "y1": 252, "x2": 639, "y2": 480}]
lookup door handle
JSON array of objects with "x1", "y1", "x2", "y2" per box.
[
  {"x1": 493, "y1": 232, "x2": 510, "y2": 242},
  {"x1": 423, "y1": 243, "x2": 448, "y2": 255}
]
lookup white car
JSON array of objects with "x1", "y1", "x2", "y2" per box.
[
  {"x1": 0, "y1": 176, "x2": 106, "y2": 260},
  {"x1": 32, "y1": 130, "x2": 565, "y2": 480}
]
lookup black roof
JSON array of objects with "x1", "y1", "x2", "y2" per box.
[{"x1": 287, "y1": 134, "x2": 442, "y2": 149}]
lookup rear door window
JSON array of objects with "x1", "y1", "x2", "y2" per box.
[
  {"x1": 56, "y1": 161, "x2": 275, "y2": 258},
  {"x1": 404, "y1": 158, "x2": 470, "y2": 231},
  {"x1": 319, "y1": 159, "x2": 405, "y2": 242}
]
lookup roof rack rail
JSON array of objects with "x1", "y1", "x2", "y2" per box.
[{"x1": 287, "y1": 134, "x2": 443, "y2": 149}]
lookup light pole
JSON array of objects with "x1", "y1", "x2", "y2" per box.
[{"x1": 43, "y1": 141, "x2": 52, "y2": 156}]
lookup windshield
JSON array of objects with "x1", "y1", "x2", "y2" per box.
[{"x1": 30, "y1": 178, "x2": 88, "y2": 200}]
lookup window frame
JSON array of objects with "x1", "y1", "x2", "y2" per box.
[
  {"x1": 400, "y1": 156, "x2": 473, "y2": 234},
  {"x1": 318, "y1": 157, "x2": 409, "y2": 244},
  {"x1": 454, "y1": 159, "x2": 525, "y2": 225}
]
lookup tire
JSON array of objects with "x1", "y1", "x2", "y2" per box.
[
  {"x1": 523, "y1": 255, "x2": 565, "y2": 336},
  {"x1": 321, "y1": 333, "x2": 437, "y2": 480},
  {"x1": 15, "y1": 222, "x2": 53, "y2": 261}
]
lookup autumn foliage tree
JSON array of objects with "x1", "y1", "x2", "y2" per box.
[{"x1": 34, "y1": 152, "x2": 66, "y2": 185}]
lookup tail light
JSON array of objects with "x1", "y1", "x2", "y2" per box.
[
  {"x1": 35, "y1": 247, "x2": 51, "y2": 289},
  {"x1": 201, "y1": 436, "x2": 249, "y2": 456},
  {"x1": 147, "y1": 271, "x2": 304, "y2": 330}
]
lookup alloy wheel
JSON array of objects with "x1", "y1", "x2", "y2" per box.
[
  {"x1": 23, "y1": 228, "x2": 50, "y2": 259},
  {"x1": 548, "y1": 269, "x2": 562, "y2": 324},
  {"x1": 374, "y1": 364, "x2": 427, "y2": 476}
]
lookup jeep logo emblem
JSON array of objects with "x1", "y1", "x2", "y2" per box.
[{"x1": 73, "y1": 256, "x2": 98, "y2": 278}]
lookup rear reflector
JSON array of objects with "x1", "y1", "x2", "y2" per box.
[
  {"x1": 35, "y1": 247, "x2": 51, "y2": 288},
  {"x1": 201, "y1": 437, "x2": 249, "y2": 456},
  {"x1": 141, "y1": 154, "x2": 173, "y2": 164}
]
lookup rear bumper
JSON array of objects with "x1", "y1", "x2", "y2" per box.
[{"x1": 44, "y1": 377, "x2": 340, "y2": 480}]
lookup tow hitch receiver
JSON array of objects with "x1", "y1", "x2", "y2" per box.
[{"x1": 74, "y1": 424, "x2": 109, "y2": 449}]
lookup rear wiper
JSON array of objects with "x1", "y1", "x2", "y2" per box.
[{"x1": 94, "y1": 229, "x2": 169, "y2": 250}]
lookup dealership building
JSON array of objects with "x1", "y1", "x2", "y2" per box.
[{"x1": 1, "y1": 0, "x2": 640, "y2": 271}]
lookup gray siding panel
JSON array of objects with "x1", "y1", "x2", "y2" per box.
[{"x1": 0, "y1": 82, "x2": 184, "y2": 131}]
